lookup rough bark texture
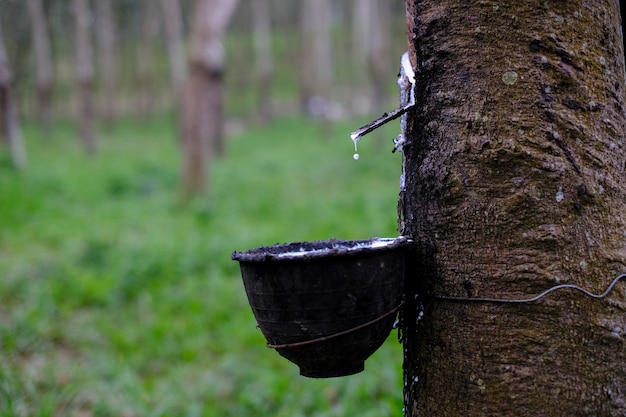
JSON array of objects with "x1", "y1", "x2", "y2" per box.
[
  {"x1": 0, "y1": 19, "x2": 26, "y2": 169},
  {"x1": 401, "y1": 1, "x2": 626, "y2": 415},
  {"x1": 28, "y1": 0, "x2": 54, "y2": 130},
  {"x1": 180, "y1": 0, "x2": 238, "y2": 201},
  {"x1": 72, "y1": 0, "x2": 97, "y2": 153}
]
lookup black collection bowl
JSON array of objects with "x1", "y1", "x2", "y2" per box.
[{"x1": 232, "y1": 237, "x2": 408, "y2": 378}]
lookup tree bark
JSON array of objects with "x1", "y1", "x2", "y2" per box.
[
  {"x1": 252, "y1": 0, "x2": 273, "y2": 124},
  {"x1": 180, "y1": 0, "x2": 238, "y2": 202},
  {"x1": 401, "y1": 1, "x2": 626, "y2": 415},
  {"x1": 160, "y1": 0, "x2": 187, "y2": 95},
  {"x1": 72, "y1": 0, "x2": 97, "y2": 153},
  {"x1": 95, "y1": 0, "x2": 118, "y2": 126},
  {"x1": 0, "y1": 19, "x2": 26, "y2": 170},
  {"x1": 27, "y1": 0, "x2": 54, "y2": 131}
]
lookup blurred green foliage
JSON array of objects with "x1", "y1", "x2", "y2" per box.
[{"x1": 0, "y1": 114, "x2": 404, "y2": 416}]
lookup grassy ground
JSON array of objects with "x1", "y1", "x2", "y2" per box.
[{"x1": 0, "y1": 114, "x2": 404, "y2": 416}]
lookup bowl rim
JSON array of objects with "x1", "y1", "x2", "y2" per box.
[{"x1": 232, "y1": 236, "x2": 411, "y2": 262}]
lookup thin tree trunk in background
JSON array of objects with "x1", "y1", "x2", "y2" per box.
[
  {"x1": 27, "y1": 0, "x2": 54, "y2": 131},
  {"x1": 351, "y1": 0, "x2": 371, "y2": 113},
  {"x1": 95, "y1": 0, "x2": 118, "y2": 126},
  {"x1": 312, "y1": 0, "x2": 332, "y2": 119},
  {"x1": 0, "y1": 20, "x2": 26, "y2": 170},
  {"x1": 252, "y1": 0, "x2": 273, "y2": 124},
  {"x1": 401, "y1": 1, "x2": 626, "y2": 415},
  {"x1": 298, "y1": 0, "x2": 315, "y2": 114},
  {"x1": 299, "y1": 0, "x2": 333, "y2": 119},
  {"x1": 352, "y1": 0, "x2": 389, "y2": 115},
  {"x1": 72, "y1": 0, "x2": 97, "y2": 153},
  {"x1": 367, "y1": 0, "x2": 390, "y2": 115},
  {"x1": 160, "y1": 0, "x2": 187, "y2": 96},
  {"x1": 136, "y1": 0, "x2": 160, "y2": 117},
  {"x1": 180, "y1": 0, "x2": 238, "y2": 202}
]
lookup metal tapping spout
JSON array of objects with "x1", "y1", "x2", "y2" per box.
[{"x1": 350, "y1": 52, "x2": 416, "y2": 158}]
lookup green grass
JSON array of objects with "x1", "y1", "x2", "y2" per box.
[{"x1": 0, "y1": 114, "x2": 404, "y2": 416}]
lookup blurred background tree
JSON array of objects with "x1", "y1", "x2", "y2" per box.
[
  {"x1": 0, "y1": 0, "x2": 407, "y2": 184},
  {"x1": 0, "y1": 18, "x2": 26, "y2": 169},
  {"x1": 180, "y1": 0, "x2": 238, "y2": 202},
  {"x1": 71, "y1": 0, "x2": 97, "y2": 153},
  {"x1": 27, "y1": 0, "x2": 54, "y2": 131},
  {"x1": 95, "y1": 0, "x2": 118, "y2": 126},
  {"x1": 0, "y1": 2, "x2": 412, "y2": 414}
]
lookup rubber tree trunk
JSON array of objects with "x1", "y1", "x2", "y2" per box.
[
  {"x1": 401, "y1": 1, "x2": 626, "y2": 415},
  {"x1": 95, "y1": 0, "x2": 118, "y2": 126},
  {"x1": 28, "y1": 0, "x2": 54, "y2": 131},
  {"x1": 0, "y1": 19, "x2": 26, "y2": 170},
  {"x1": 72, "y1": 0, "x2": 97, "y2": 154},
  {"x1": 180, "y1": 0, "x2": 238, "y2": 202}
]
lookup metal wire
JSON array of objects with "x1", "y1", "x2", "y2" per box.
[
  {"x1": 434, "y1": 273, "x2": 626, "y2": 304},
  {"x1": 264, "y1": 274, "x2": 625, "y2": 350},
  {"x1": 266, "y1": 301, "x2": 404, "y2": 349}
]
